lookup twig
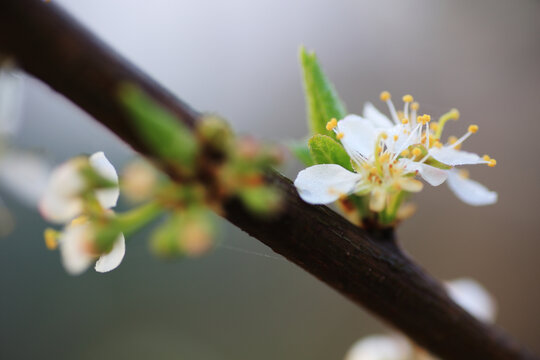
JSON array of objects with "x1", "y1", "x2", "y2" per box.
[{"x1": 0, "y1": 0, "x2": 535, "y2": 358}]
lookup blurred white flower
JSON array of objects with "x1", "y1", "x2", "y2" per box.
[
  {"x1": 58, "y1": 219, "x2": 126, "y2": 275},
  {"x1": 344, "y1": 278, "x2": 495, "y2": 360},
  {"x1": 39, "y1": 152, "x2": 119, "y2": 223},
  {"x1": 0, "y1": 62, "x2": 51, "y2": 234},
  {"x1": 41, "y1": 151, "x2": 125, "y2": 275}
]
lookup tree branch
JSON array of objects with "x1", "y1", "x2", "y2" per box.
[{"x1": 0, "y1": 0, "x2": 535, "y2": 358}]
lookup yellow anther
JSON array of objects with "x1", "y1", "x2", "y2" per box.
[
  {"x1": 488, "y1": 159, "x2": 497, "y2": 167},
  {"x1": 430, "y1": 122, "x2": 439, "y2": 131},
  {"x1": 393, "y1": 135, "x2": 399, "y2": 141},
  {"x1": 458, "y1": 169, "x2": 470, "y2": 179},
  {"x1": 483, "y1": 155, "x2": 491, "y2": 161},
  {"x1": 44, "y1": 229, "x2": 58, "y2": 250},
  {"x1": 468, "y1": 124, "x2": 479, "y2": 133},
  {"x1": 448, "y1": 136, "x2": 458, "y2": 144},
  {"x1": 381, "y1": 132, "x2": 388, "y2": 140},
  {"x1": 434, "y1": 141, "x2": 443, "y2": 148},
  {"x1": 380, "y1": 91, "x2": 391, "y2": 101},
  {"x1": 379, "y1": 153, "x2": 390, "y2": 163},
  {"x1": 401, "y1": 149, "x2": 410, "y2": 157},
  {"x1": 422, "y1": 114, "x2": 431, "y2": 123},
  {"x1": 336, "y1": 132, "x2": 345, "y2": 140},
  {"x1": 402, "y1": 94, "x2": 414, "y2": 103},
  {"x1": 326, "y1": 118, "x2": 337, "y2": 131},
  {"x1": 401, "y1": 118, "x2": 409, "y2": 125},
  {"x1": 412, "y1": 147, "x2": 422, "y2": 157},
  {"x1": 71, "y1": 216, "x2": 88, "y2": 226},
  {"x1": 411, "y1": 102, "x2": 419, "y2": 111}
]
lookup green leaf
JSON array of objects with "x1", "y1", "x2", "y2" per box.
[
  {"x1": 288, "y1": 139, "x2": 314, "y2": 166},
  {"x1": 299, "y1": 46, "x2": 347, "y2": 137},
  {"x1": 118, "y1": 84, "x2": 198, "y2": 170},
  {"x1": 308, "y1": 134, "x2": 353, "y2": 172}
]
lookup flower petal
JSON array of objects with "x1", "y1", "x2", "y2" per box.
[
  {"x1": 59, "y1": 223, "x2": 94, "y2": 275},
  {"x1": 89, "y1": 152, "x2": 119, "y2": 209},
  {"x1": 0, "y1": 67, "x2": 24, "y2": 137},
  {"x1": 95, "y1": 233, "x2": 125, "y2": 273},
  {"x1": 294, "y1": 164, "x2": 362, "y2": 204},
  {"x1": 369, "y1": 187, "x2": 386, "y2": 212},
  {"x1": 447, "y1": 169, "x2": 497, "y2": 206},
  {"x1": 362, "y1": 102, "x2": 394, "y2": 129},
  {"x1": 401, "y1": 160, "x2": 448, "y2": 186},
  {"x1": 429, "y1": 147, "x2": 485, "y2": 166},
  {"x1": 337, "y1": 115, "x2": 378, "y2": 159},
  {"x1": 0, "y1": 151, "x2": 51, "y2": 207},
  {"x1": 344, "y1": 335, "x2": 412, "y2": 360},
  {"x1": 39, "y1": 159, "x2": 85, "y2": 223},
  {"x1": 446, "y1": 278, "x2": 497, "y2": 323}
]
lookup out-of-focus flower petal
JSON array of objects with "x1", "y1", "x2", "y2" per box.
[
  {"x1": 0, "y1": 66, "x2": 24, "y2": 137},
  {"x1": 363, "y1": 102, "x2": 394, "y2": 129},
  {"x1": 89, "y1": 151, "x2": 119, "y2": 209},
  {"x1": 447, "y1": 169, "x2": 497, "y2": 206},
  {"x1": 446, "y1": 278, "x2": 497, "y2": 323},
  {"x1": 344, "y1": 335, "x2": 412, "y2": 360},
  {"x1": 369, "y1": 187, "x2": 386, "y2": 211},
  {"x1": 294, "y1": 164, "x2": 362, "y2": 204},
  {"x1": 39, "y1": 158, "x2": 85, "y2": 223},
  {"x1": 337, "y1": 115, "x2": 378, "y2": 159},
  {"x1": 95, "y1": 233, "x2": 125, "y2": 273},
  {"x1": 59, "y1": 223, "x2": 94, "y2": 275},
  {"x1": 0, "y1": 150, "x2": 51, "y2": 207},
  {"x1": 429, "y1": 148, "x2": 485, "y2": 166}
]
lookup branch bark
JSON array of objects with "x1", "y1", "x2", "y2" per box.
[{"x1": 0, "y1": 1, "x2": 535, "y2": 359}]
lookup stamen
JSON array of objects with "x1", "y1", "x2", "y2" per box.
[
  {"x1": 380, "y1": 91, "x2": 400, "y2": 125},
  {"x1": 326, "y1": 118, "x2": 338, "y2": 131},
  {"x1": 412, "y1": 147, "x2": 422, "y2": 157},
  {"x1": 336, "y1": 132, "x2": 344, "y2": 140},
  {"x1": 468, "y1": 124, "x2": 479, "y2": 133},
  {"x1": 450, "y1": 125, "x2": 478, "y2": 149},
  {"x1": 488, "y1": 159, "x2": 497, "y2": 167},
  {"x1": 44, "y1": 228, "x2": 59, "y2": 250}
]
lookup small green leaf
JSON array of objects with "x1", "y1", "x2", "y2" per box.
[
  {"x1": 308, "y1": 134, "x2": 353, "y2": 172},
  {"x1": 299, "y1": 46, "x2": 347, "y2": 137},
  {"x1": 288, "y1": 139, "x2": 314, "y2": 166},
  {"x1": 118, "y1": 84, "x2": 198, "y2": 170}
]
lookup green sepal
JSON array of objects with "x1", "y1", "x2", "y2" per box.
[
  {"x1": 299, "y1": 47, "x2": 347, "y2": 137},
  {"x1": 308, "y1": 134, "x2": 353, "y2": 172},
  {"x1": 118, "y1": 84, "x2": 198, "y2": 171},
  {"x1": 424, "y1": 156, "x2": 452, "y2": 170}
]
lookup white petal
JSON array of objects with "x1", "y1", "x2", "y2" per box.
[
  {"x1": 402, "y1": 160, "x2": 448, "y2": 186},
  {"x1": 39, "y1": 159, "x2": 85, "y2": 223},
  {"x1": 429, "y1": 147, "x2": 485, "y2": 166},
  {"x1": 59, "y1": 223, "x2": 94, "y2": 275},
  {"x1": 0, "y1": 151, "x2": 51, "y2": 207},
  {"x1": 95, "y1": 233, "x2": 125, "y2": 273},
  {"x1": 0, "y1": 67, "x2": 24, "y2": 137},
  {"x1": 362, "y1": 102, "x2": 394, "y2": 129},
  {"x1": 447, "y1": 169, "x2": 497, "y2": 206},
  {"x1": 89, "y1": 152, "x2": 119, "y2": 209},
  {"x1": 369, "y1": 187, "x2": 386, "y2": 212},
  {"x1": 294, "y1": 164, "x2": 362, "y2": 204},
  {"x1": 446, "y1": 278, "x2": 497, "y2": 323},
  {"x1": 337, "y1": 115, "x2": 378, "y2": 159},
  {"x1": 344, "y1": 335, "x2": 412, "y2": 360}
]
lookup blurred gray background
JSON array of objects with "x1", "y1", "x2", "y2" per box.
[{"x1": 1, "y1": 0, "x2": 539, "y2": 358}]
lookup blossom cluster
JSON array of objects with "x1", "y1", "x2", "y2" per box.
[{"x1": 294, "y1": 91, "x2": 497, "y2": 225}]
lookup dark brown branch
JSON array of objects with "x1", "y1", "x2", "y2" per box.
[{"x1": 0, "y1": 1, "x2": 535, "y2": 359}]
